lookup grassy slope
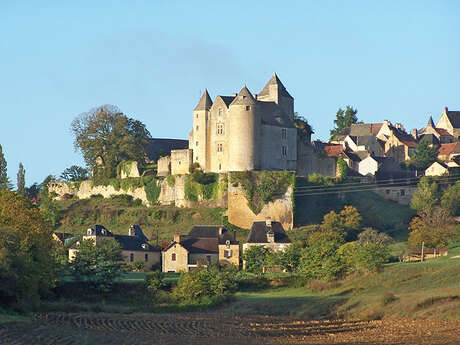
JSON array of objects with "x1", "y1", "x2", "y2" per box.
[
  {"x1": 54, "y1": 197, "x2": 250, "y2": 244},
  {"x1": 225, "y1": 247, "x2": 460, "y2": 320}
]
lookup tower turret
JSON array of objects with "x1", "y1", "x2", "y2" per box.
[
  {"x1": 228, "y1": 86, "x2": 260, "y2": 171},
  {"x1": 192, "y1": 89, "x2": 212, "y2": 170},
  {"x1": 257, "y1": 73, "x2": 294, "y2": 119}
]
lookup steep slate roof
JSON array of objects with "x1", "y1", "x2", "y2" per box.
[
  {"x1": 247, "y1": 221, "x2": 291, "y2": 244},
  {"x1": 427, "y1": 116, "x2": 435, "y2": 127},
  {"x1": 217, "y1": 96, "x2": 236, "y2": 108},
  {"x1": 194, "y1": 89, "x2": 213, "y2": 111},
  {"x1": 113, "y1": 234, "x2": 159, "y2": 252},
  {"x1": 188, "y1": 225, "x2": 238, "y2": 245},
  {"x1": 445, "y1": 110, "x2": 460, "y2": 128},
  {"x1": 230, "y1": 86, "x2": 257, "y2": 106},
  {"x1": 87, "y1": 224, "x2": 113, "y2": 236},
  {"x1": 258, "y1": 73, "x2": 293, "y2": 99},
  {"x1": 333, "y1": 123, "x2": 382, "y2": 141},
  {"x1": 346, "y1": 151, "x2": 369, "y2": 162},
  {"x1": 180, "y1": 237, "x2": 218, "y2": 254},
  {"x1": 145, "y1": 138, "x2": 189, "y2": 161},
  {"x1": 391, "y1": 127, "x2": 417, "y2": 147}
]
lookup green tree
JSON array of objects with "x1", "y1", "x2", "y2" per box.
[
  {"x1": 69, "y1": 238, "x2": 123, "y2": 292},
  {"x1": 408, "y1": 207, "x2": 458, "y2": 248},
  {"x1": 410, "y1": 141, "x2": 438, "y2": 170},
  {"x1": 145, "y1": 271, "x2": 166, "y2": 295},
  {"x1": 0, "y1": 191, "x2": 57, "y2": 309},
  {"x1": 277, "y1": 243, "x2": 302, "y2": 272},
  {"x1": 17, "y1": 163, "x2": 25, "y2": 195},
  {"x1": 242, "y1": 245, "x2": 272, "y2": 273},
  {"x1": 71, "y1": 105, "x2": 152, "y2": 178},
  {"x1": 60, "y1": 165, "x2": 89, "y2": 182},
  {"x1": 354, "y1": 228, "x2": 392, "y2": 272},
  {"x1": 337, "y1": 157, "x2": 349, "y2": 180},
  {"x1": 0, "y1": 144, "x2": 10, "y2": 191},
  {"x1": 410, "y1": 177, "x2": 439, "y2": 214},
  {"x1": 39, "y1": 175, "x2": 59, "y2": 228},
  {"x1": 330, "y1": 105, "x2": 358, "y2": 139},
  {"x1": 294, "y1": 112, "x2": 314, "y2": 144},
  {"x1": 441, "y1": 181, "x2": 460, "y2": 216}
]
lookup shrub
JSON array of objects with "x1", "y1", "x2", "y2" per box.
[
  {"x1": 144, "y1": 176, "x2": 161, "y2": 204},
  {"x1": 132, "y1": 260, "x2": 146, "y2": 272},
  {"x1": 242, "y1": 246, "x2": 273, "y2": 274},
  {"x1": 166, "y1": 175, "x2": 175, "y2": 187},
  {"x1": 145, "y1": 271, "x2": 166, "y2": 295}
]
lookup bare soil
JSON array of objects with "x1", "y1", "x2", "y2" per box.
[{"x1": 0, "y1": 312, "x2": 459, "y2": 345}]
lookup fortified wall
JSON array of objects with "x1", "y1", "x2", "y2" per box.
[{"x1": 49, "y1": 173, "x2": 294, "y2": 230}]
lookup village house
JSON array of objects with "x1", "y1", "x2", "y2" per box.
[
  {"x1": 243, "y1": 219, "x2": 291, "y2": 253},
  {"x1": 436, "y1": 106, "x2": 460, "y2": 139},
  {"x1": 69, "y1": 224, "x2": 161, "y2": 269},
  {"x1": 162, "y1": 225, "x2": 239, "y2": 272},
  {"x1": 437, "y1": 142, "x2": 460, "y2": 162},
  {"x1": 417, "y1": 116, "x2": 455, "y2": 145}
]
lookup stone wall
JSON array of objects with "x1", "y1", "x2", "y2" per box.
[
  {"x1": 227, "y1": 183, "x2": 294, "y2": 230},
  {"x1": 157, "y1": 156, "x2": 171, "y2": 176},
  {"x1": 171, "y1": 149, "x2": 192, "y2": 175}
]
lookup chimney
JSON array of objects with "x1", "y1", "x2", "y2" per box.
[
  {"x1": 411, "y1": 128, "x2": 418, "y2": 139},
  {"x1": 267, "y1": 229, "x2": 275, "y2": 243},
  {"x1": 128, "y1": 226, "x2": 134, "y2": 236},
  {"x1": 265, "y1": 218, "x2": 272, "y2": 227},
  {"x1": 444, "y1": 106, "x2": 448, "y2": 114},
  {"x1": 173, "y1": 233, "x2": 180, "y2": 243},
  {"x1": 218, "y1": 226, "x2": 223, "y2": 235}
]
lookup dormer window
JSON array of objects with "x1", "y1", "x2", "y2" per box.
[
  {"x1": 245, "y1": 106, "x2": 250, "y2": 111},
  {"x1": 141, "y1": 243, "x2": 148, "y2": 250},
  {"x1": 242, "y1": 95, "x2": 246, "y2": 100},
  {"x1": 87, "y1": 229, "x2": 92, "y2": 235},
  {"x1": 101, "y1": 229, "x2": 106, "y2": 235}
]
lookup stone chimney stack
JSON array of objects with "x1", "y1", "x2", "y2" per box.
[
  {"x1": 173, "y1": 233, "x2": 180, "y2": 243},
  {"x1": 411, "y1": 128, "x2": 418, "y2": 140},
  {"x1": 265, "y1": 218, "x2": 272, "y2": 227},
  {"x1": 218, "y1": 226, "x2": 223, "y2": 235},
  {"x1": 267, "y1": 229, "x2": 275, "y2": 243},
  {"x1": 128, "y1": 226, "x2": 134, "y2": 236}
]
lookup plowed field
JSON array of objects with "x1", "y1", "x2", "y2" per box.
[{"x1": 1, "y1": 312, "x2": 459, "y2": 345}]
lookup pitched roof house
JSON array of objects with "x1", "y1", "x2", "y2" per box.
[
  {"x1": 69, "y1": 224, "x2": 161, "y2": 269},
  {"x1": 243, "y1": 219, "x2": 291, "y2": 253},
  {"x1": 436, "y1": 107, "x2": 460, "y2": 139},
  {"x1": 162, "y1": 225, "x2": 239, "y2": 272}
]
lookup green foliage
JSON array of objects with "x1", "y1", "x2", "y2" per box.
[
  {"x1": 166, "y1": 175, "x2": 175, "y2": 187},
  {"x1": 411, "y1": 177, "x2": 439, "y2": 214},
  {"x1": 116, "y1": 160, "x2": 136, "y2": 179},
  {"x1": 330, "y1": 105, "x2": 358, "y2": 139},
  {"x1": 0, "y1": 191, "x2": 57, "y2": 309},
  {"x1": 144, "y1": 176, "x2": 161, "y2": 204},
  {"x1": 39, "y1": 175, "x2": 60, "y2": 228},
  {"x1": 131, "y1": 259, "x2": 146, "y2": 272},
  {"x1": 173, "y1": 265, "x2": 237, "y2": 303},
  {"x1": 16, "y1": 163, "x2": 25, "y2": 195},
  {"x1": 410, "y1": 141, "x2": 438, "y2": 170},
  {"x1": 69, "y1": 238, "x2": 123, "y2": 292},
  {"x1": 242, "y1": 245, "x2": 273, "y2": 273},
  {"x1": 277, "y1": 243, "x2": 302, "y2": 272},
  {"x1": 145, "y1": 271, "x2": 166, "y2": 295},
  {"x1": 184, "y1": 175, "x2": 199, "y2": 202},
  {"x1": 61, "y1": 165, "x2": 89, "y2": 182},
  {"x1": 71, "y1": 105, "x2": 151, "y2": 178},
  {"x1": 230, "y1": 171, "x2": 294, "y2": 215},
  {"x1": 184, "y1": 172, "x2": 220, "y2": 201},
  {"x1": 441, "y1": 181, "x2": 460, "y2": 216},
  {"x1": 0, "y1": 145, "x2": 9, "y2": 191},
  {"x1": 294, "y1": 112, "x2": 314, "y2": 144},
  {"x1": 307, "y1": 173, "x2": 336, "y2": 186},
  {"x1": 337, "y1": 158, "x2": 348, "y2": 180}
]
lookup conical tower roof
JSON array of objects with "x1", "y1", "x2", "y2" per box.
[
  {"x1": 230, "y1": 85, "x2": 257, "y2": 106},
  {"x1": 194, "y1": 89, "x2": 213, "y2": 111},
  {"x1": 427, "y1": 115, "x2": 435, "y2": 127},
  {"x1": 258, "y1": 72, "x2": 293, "y2": 99}
]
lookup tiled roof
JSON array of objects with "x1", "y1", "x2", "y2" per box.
[
  {"x1": 435, "y1": 128, "x2": 452, "y2": 136},
  {"x1": 324, "y1": 145, "x2": 344, "y2": 157},
  {"x1": 246, "y1": 221, "x2": 291, "y2": 244},
  {"x1": 438, "y1": 142, "x2": 460, "y2": 156}
]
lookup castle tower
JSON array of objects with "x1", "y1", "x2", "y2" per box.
[
  {"x1": 228, "y1": 86, "x2": 261, "y2": 171},
  {"x1": 427, "y1": 115, "x2": 435, "y2": 128},
  {"x1": 257, "y1": 73, "x2": 294, "y2": 120},
  {"x1": 192, "y1": 89, "x2": 212, "y2": 170}
]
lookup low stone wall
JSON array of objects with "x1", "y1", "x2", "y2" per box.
[{"x1": 227, "y1": 184, "x2": 294, "y2": 230}]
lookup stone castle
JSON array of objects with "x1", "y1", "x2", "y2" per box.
[{"x1": 158, "y1": 73, "x2": 300, "y2": 175}]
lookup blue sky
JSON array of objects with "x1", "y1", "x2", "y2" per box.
[{"x1": 1, "y1": 0, "x2": 459, "y2": 186}]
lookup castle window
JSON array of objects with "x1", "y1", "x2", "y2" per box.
[
  {"x1": 196, "y1": 156, "x2": 199, "y2": 161},
  {"x1": 218, "y1": 108, "x2": 222, "y2": 116},
  {"x1": 196, "y1": 141, "x2": 199, "y2": 147},
  {"x1": 217, "y1": 143, "x2": 223, "y2": 152},
  {"x1": 219, "y1": 163, "x2": 222, "y2": 170},
  {"x1": 172, "y1": 253, "x2": 176, "y2": 261},
  {"x1": 196, "y1": 125, "x2": 199, "y2": 131},
  {"x1": 245, "y1": 106, "x2": 250, "y2": 111},
  {"x1": 196, "y1": 113, "x2": 199, "y2": 118},
  {"x1": 217, "y1": 123, "x2": 224, "y2": 135},
  {"x1": 282, "y1": 145, "x2": 287, "y2": 157},
  {"x1": 282, "y1": 128, "x2": 287, "y2": 139}
]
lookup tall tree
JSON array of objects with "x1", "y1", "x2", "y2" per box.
[
  {"x1": 330, "y1": 105, "x2": 358, "y2": 139},
  {"x1": 410, "y1": 141, "x2": 438, "y2": 170},
  {"x1": 60, "y1": 165, "x2": 89, "y2": 182},
  {"x1": 17, "y1": 163, "x2": 25, "y2": 195},
  {"x1": 0, "y1": 144, "x2": 9, "y2": 191},
  {"x1": 71, "y1": 105, "x2": 152, "y2": 178},
  {"x1": 410, "y1": 177, "x2": 439, "y2": 214}
]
